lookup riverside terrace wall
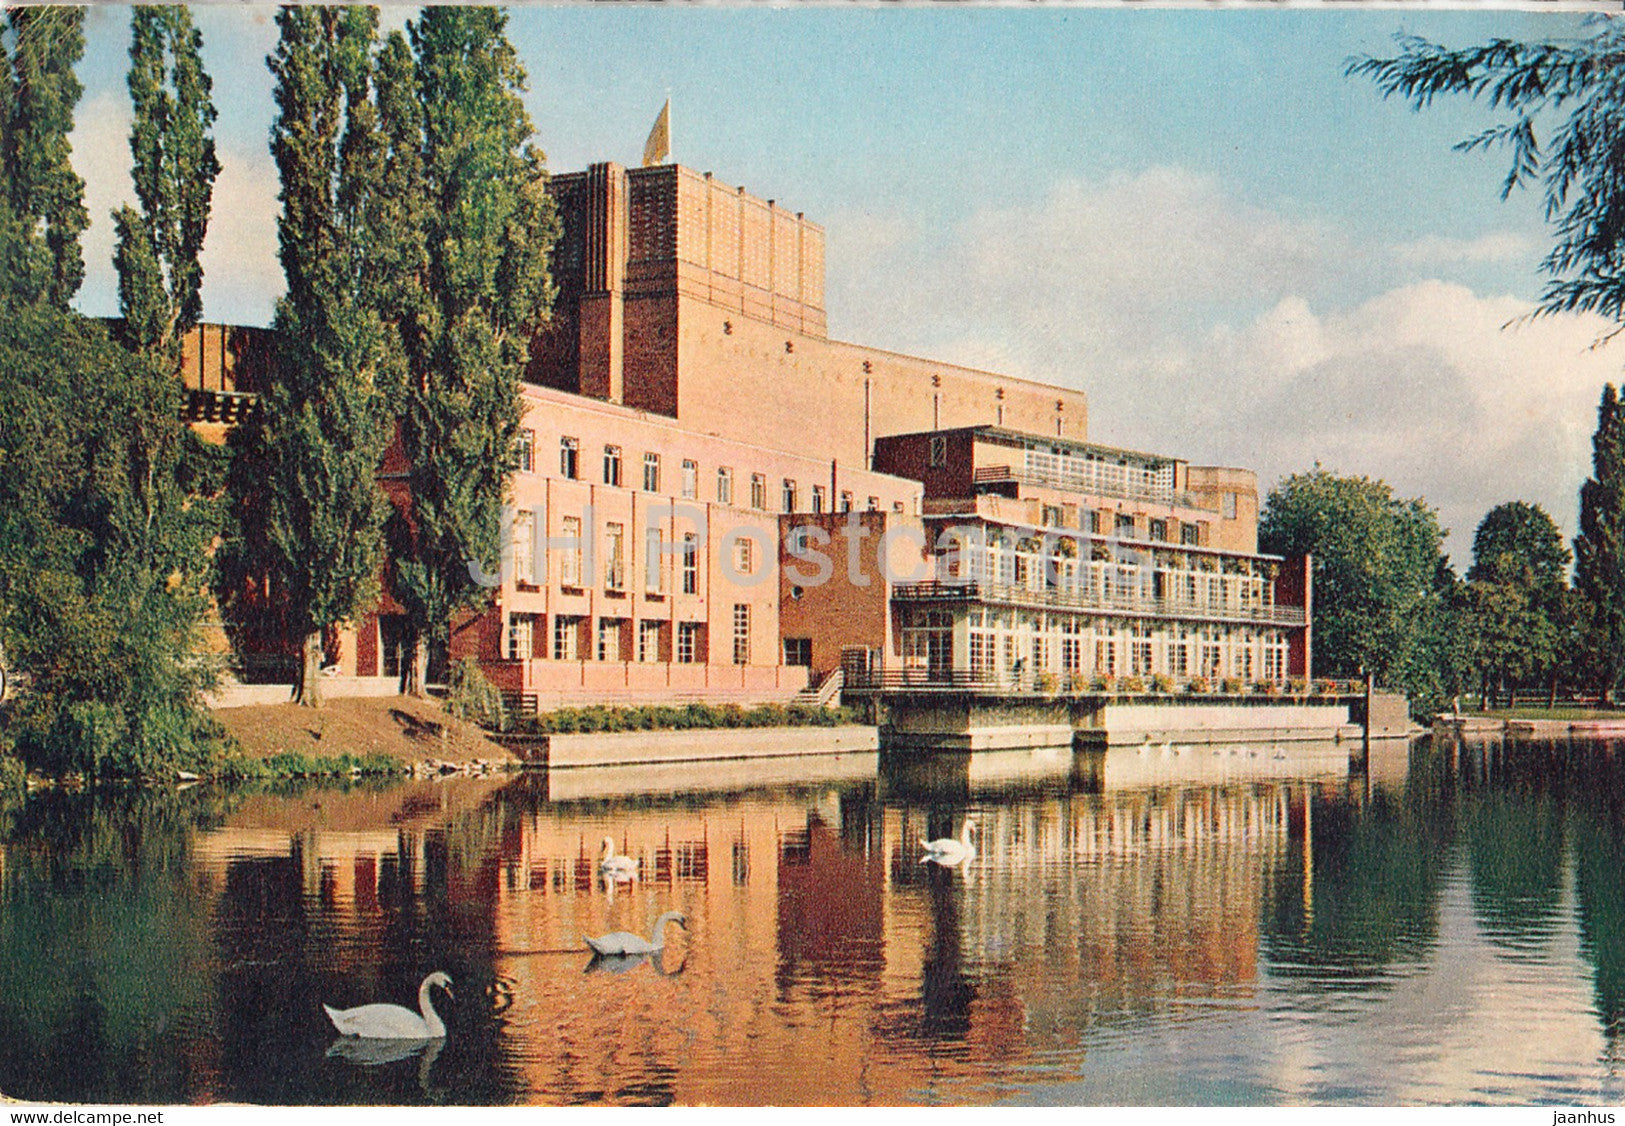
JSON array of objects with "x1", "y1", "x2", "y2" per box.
[{"x1": 879, "y1": 695, "x2": 1365, "y2": 750}]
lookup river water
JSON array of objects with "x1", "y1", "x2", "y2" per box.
[{"x1": 1, "y1": 734, "x2": 1622, "y2": 1106}]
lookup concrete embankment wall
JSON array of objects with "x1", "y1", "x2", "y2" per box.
[
  {"x1": 525, "y1": 725, "x2": 879, "y2": 768},
  {"x1": 1077, "y1": 702, "x2": 1355, "y2": 746}
]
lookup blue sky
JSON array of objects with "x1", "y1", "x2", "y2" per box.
[{"x1": 68, "y1": 6, "x2": 1621, "y2": 565}]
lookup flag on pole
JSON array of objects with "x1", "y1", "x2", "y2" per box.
[{"x1": 642, "y1": 99, "x2": 670, "y2": 167}]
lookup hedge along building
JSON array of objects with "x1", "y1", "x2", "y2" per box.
[{"x1": 186, "y1": 158, "x2": 1308, "y2": 709}]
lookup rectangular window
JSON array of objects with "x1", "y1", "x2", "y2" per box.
[
  {"x1": 1115, "y1": 513, "x2": 1136, "y2": 538},
  {"x1": 1149, "y1": 518, "x2": 1168, "y2": 542},
  {"x1": 812, "y1": 485, "x2": 826, "y2": 514},
  {"x1": 603, "y1": 445, "x2": 622, "y2": 487},
  {"x1": 1088, "y1": 510, "x2": 1102, "y2": 534},
  {"x1": 645, "y1": 526, "x2": 665, "y2": 593},
  {"x1": 784, "y1": 638, "x2": 812, "y2": 666},
  {"x1": 716, "y1": 466, "x2": 733, "y2": 505},
  {"x1": 732, "y1": 603, "x2": 751, "y2": 665},
  {"x1": 929, "y1": 435, "x2": 947, "y2": 467},
  {"x1": 677, "y1": 621, "x2": 702, "y2": 664},
  {"x1": 507, "y1": 613, "x2": 535, "y2": 661},
  {"x1": 1224, "y1": 492, "x2": 1239, "y2": 520},
  {"x1": 517, "y1": 428, "x2": 535, "y2": 473},
  {"x1": 867, "y1": 496, "x2": 880, "y2": 512},
  {"x1": 840, "y1": 491, "x2": 854, "y2": 513},
  {"x1": 1181, "y1": 523, "x2": 1201, "y2": 546},
  {"x1": 639, "y1": 620, "x2": 662, "y2": 663},
  {"x1": 681, "y1": 532, "x2": 698, "y2": 594},
  {"x1": 597, "y1": 618, "x2": 622, "y2": 662},
  {"x1": 782, "y1": 479, "x2": 798, "y2": 512},
  {"x1": 604, "y1": 522, "x2": 625, "y2": 591},
  {"x1": 1042, "y1": 505, "x2": 1063, "y2": 527},
  {"x1": 681, "y1": 459, "x2": 698, "y2": 499},
  {"x1": 559, "y1": 436, "x2": 579, "y2": 479},
  {"x1": 559, "y1": 515, "x2": 582, "y2": 587},
  {"x1": 642, "y1": 452, "x2": 660, "y2": 492},
  {"x1": 734, "y1": 535, "x2": 754, "y2": 576},
  {"x1": 751, "y1": 473, "x2": 767, "y2": 510},
  {"x1": 512, "y1": 509, "x2": 536, "y2": 585},
  {"x1": 552, "y1": 615, "x2": 580, "y2": 661}
]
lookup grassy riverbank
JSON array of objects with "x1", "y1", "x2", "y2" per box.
[{"x1": 210, "y1": 696, "x2": 518, "y2": 771}]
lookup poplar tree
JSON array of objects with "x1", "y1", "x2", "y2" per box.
[
  {"x1": 112, "y1": 6, "x2": 220, "y2": 362},
  {"x1": 223, "y1": 6, "x2": 390, "y2": 708},
  {"x1": 0, "y1": 6, "x2": 88, "y2": 307},
  {"x1": 391, "y1": 7, "x2": 558, "y2": 695},
  {"x1": 1575, "y1": 385, "x2": 1625, "y2": 699}
]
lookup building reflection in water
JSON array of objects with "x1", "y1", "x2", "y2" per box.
[{"x1": 17, "y1": 736, "x2": 1625, "y2": 1104}]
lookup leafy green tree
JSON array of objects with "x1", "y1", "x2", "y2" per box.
[
  {"x1": 1260, "y1": 468, "x2": 1451, "y2": 705},
  {"x1": 220, "y1": 6, "x2": 392, "y2": 708},
  {"x1": 1459, "y1": 501, "x2": 1571, "y2": 705},
  {"x1": 0, "y1": 6, "x2": 88, "y2": 307},
  {"x1": 112, "y1": 6, "x2": 220, "y2": 362},
  {"x1": 389, "y1": 7, "x2": 558, "y2": 695},
  {"x1": 0, "y1": 307, "x2": 224, "y2": 778},
  {"x1": 1351, "y1": 25, "x2": 1625, "y2": 329},
  {"x1": 1575, "y1": 384, "x2": 1625, "y2": 699}
]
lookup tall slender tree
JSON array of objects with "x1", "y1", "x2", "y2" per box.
[
  {"x1": 220, "y1": 6, "x2": 391, "y2": 708},
  {"x1": 1575, "y1": 384, "x2": 1625, "y2": 699},
  {"x1": 0, "y1": 6, "x2": 88, "y2": 307},
  {"x1": 390, "y1": 6, "x2": 558, "y2": 695},
  {"x1": 112, "y1": 6, "x2": 220, "y2": 363}
]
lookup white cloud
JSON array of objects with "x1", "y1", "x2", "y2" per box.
[
  {"x1": 824, "y1": 167, "x2": 1617, "y2": 566},
  {"x1": 197, "y1": 141, "x2": 282, "y2": 327},
  {"x1": 68, "y1": 91, "x2": 134, "y2": 319},
  {"x1": 1393, "y1": 231, "x2": 1536, "y2": 266}
]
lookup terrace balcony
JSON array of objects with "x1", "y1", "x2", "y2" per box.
[
  {"x1": 893, "y1": 578, "x2": 1309, "y2": 628},
  {"x1": 972, "y1": 464, "x2": 1220, "y2": 512}
]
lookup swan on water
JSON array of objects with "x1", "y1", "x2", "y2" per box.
[
  {"x1": 599, "y1": 836, "x2": 637, "y2": 881},
  {"x1": 324, "y1": 971, "x2": 452, "y2": 1040},
  {"x1": 585, "y1": 910, "x2": 687, "y2": 957},
  {"x1": 920, "y1": 818, "x2": 977, "y2": 866}
]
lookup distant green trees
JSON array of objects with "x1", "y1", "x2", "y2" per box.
[{"x1": 1260, "y1": 469, "x2": 1455, "y2": 709}]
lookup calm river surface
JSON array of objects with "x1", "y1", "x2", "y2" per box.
[{"x1": 2, "y1": 734, "x2": 1624, "y2": 1106}]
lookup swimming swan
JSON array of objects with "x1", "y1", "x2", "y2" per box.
[
  {"x1": 324, "y1": 971, "x2": 452, "y2": 1039},
  {"x1": 920, "y1": 818, "x2": 977, "y2": 866},
  {"x1": 599, "y1": 836, "x2": 637, "y2": 881},
  {"x1": 585, "y1": 911, "x2": 687, "y2": 957}
]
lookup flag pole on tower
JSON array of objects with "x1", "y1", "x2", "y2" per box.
[{"x1": 642, "y1": 98, "x2": 670, "y2": 167}]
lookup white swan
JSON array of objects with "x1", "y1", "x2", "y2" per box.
[
  {"x1": 920, "y1": 818, "x2": 977, "y2": 866},
  {"x1": 598, "y1": 836, "x2": 637, "y2": 881},
  {"x1": 585, "y1": 911, "x2": 687, "y2": 957},
  {"x1": 324, "y1": 971, "x2": 452, "y2": 1039}
]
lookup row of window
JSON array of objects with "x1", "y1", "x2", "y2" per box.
[
  {"x1": 523, "y1": 429, "x2": 899, "y2": 514},
  {"x1": 505, "y1": 609, "x2": 752, "y2": 665},
  {"x1": 899, "y1": 608, "x2": 1289, "y2": 682},
  {"x1": 512, "y1": 516, "x2": 742, "y2": 595},
  {"x1": 1036, "y1": 505, "x2": 1203, "y2": 545}
]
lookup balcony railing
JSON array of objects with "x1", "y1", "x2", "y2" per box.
[
  {"x1": 973, "y1": 465, "x2": 1220, "y2": 512},
  {"x1": 893, "y1": 579, "x2": 1309, "y2": 627},
  {"x1": 842, "y1": 666, "x2": 1361, "y2": 697}
]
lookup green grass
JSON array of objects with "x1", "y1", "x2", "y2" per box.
[
  {"x1": 211, "y1": 750, "x2": 404, "y2": 780},
  {"x1": 1463, "y1": 707, "x2": 1625, "y2": 722}
]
